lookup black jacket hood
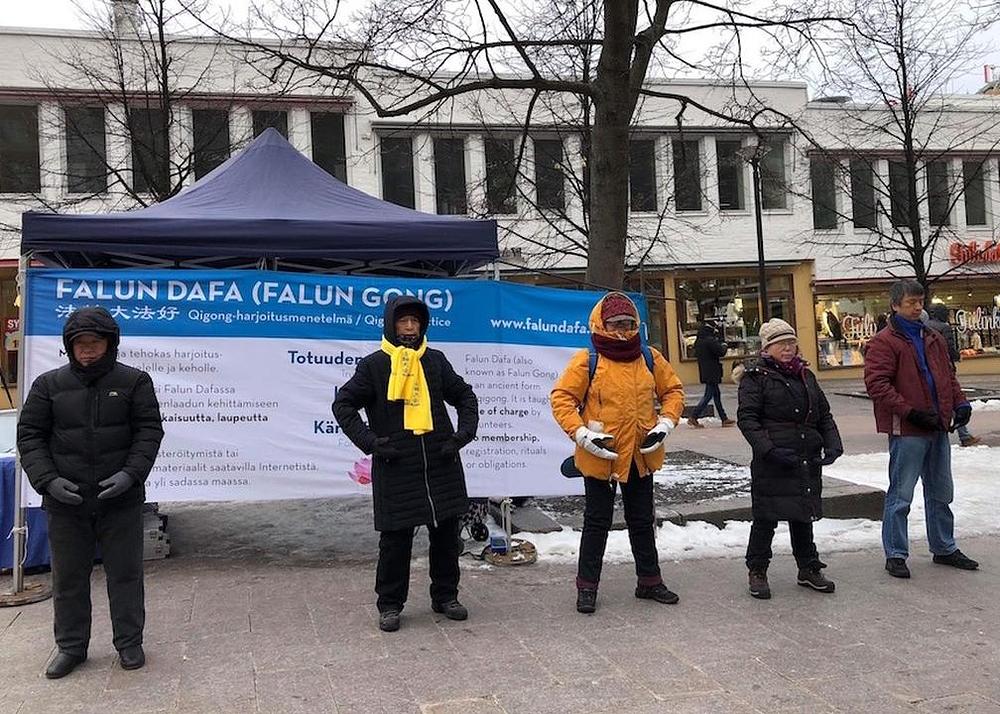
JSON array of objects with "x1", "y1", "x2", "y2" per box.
[
  {"x1": 63, "y1": 307, "x2": 121, "y2": 371},
  {"x1": 382, "y1": 296, "x2": 430, "y2": 346}
]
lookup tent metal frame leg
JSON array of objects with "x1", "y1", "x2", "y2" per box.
[{"x1": 2, "y1": 252, "x2": 52, "y2": 607}]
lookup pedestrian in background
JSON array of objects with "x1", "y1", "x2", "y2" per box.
[
  {"x1": 687, "y1": 320, "x2": 736, "y2": 428},
  {"x1": 333, "y1": 296, "x2": 479, "y2": 632},
  {"x1": 864, "y1": 280, "x2": 978, "y2": 579},
  {"x1": 923, "y1": 305, "x2": 980, "y2": 447},
  {"x1": 735, "y1": 318, "x2": 842, "y2": 599},
  {"x1": 18, "y1": 307, "x2": 164, "y2": 678},
  {"x1": 551, "y1": 292, "x2": 686, "y2": 614}
]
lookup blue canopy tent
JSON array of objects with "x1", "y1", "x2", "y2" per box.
[
  {"x1": 20, "y1": 128, "x2": 499, "y2": 276},
  {"x1": 3, "y1": 129, "x2": 500, "y2": 604}
]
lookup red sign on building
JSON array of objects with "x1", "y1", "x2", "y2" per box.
[{"x1": 950, "y1": 241, "x2": 1000, "y2": 265}]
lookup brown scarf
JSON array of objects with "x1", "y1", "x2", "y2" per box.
[{"x1": 591, "y1": 331, "x2": 642, "y2": 361}]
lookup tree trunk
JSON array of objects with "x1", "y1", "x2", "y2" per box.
[{"x1": 586, "y1": 3, "x2": 637, "y2": 290}]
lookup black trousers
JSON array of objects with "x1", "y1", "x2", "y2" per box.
[
  {"x1": 375, "y1": 515, "x2": 462, "y2": 614},
  {"x1": 46, "y1": 502, "x2": 145, "y2": 657},
  {"x1": 745, "y1": 518, "x2": 820, "y2": 571},
  {"x1": 577, "y1": 465, "x2": 661, "y2": 589}
]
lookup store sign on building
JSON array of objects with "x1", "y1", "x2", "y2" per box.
[
  {"x1": 3, "y1": 318, "x2": 19, "y2": 352},
  {"x1": 949, "y1": 241, "x2": 1000, "y2": 265}
]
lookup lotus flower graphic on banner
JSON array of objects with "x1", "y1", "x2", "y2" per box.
[{"x1": 348, "y1": 457, "x2": 372, "y2": 486}]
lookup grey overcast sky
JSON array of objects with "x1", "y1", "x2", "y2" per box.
[{"x1": 3, "y1": 1, "x2": 999, "y2": 93}]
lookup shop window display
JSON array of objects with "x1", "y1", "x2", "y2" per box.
[
  {"x1": 677, "y1": 276, "x2": 794, "y2": 360},
  {"x1": 815, "y1": 286, "x2": 1000, "y2": 369},
  {"x1": 814, "y1": 295, "x2": 889, "y2": 368},
  {"x1": 943, "y1": 288, "x2": 1000, "y2": 359}
]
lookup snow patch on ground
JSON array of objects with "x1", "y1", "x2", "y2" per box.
[
  {"x1": 531, "y1": 445, "x2": 1000, "y2": 565},
  {"x1": 971, "y1": 399, "x2": 1000, "y2": 412}
]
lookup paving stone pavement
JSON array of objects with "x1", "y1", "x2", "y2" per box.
[{"x1": 3, "y1": 533, "x2": 1000, "y2": 713}]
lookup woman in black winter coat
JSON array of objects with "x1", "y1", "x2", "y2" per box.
[
  {"x1": 735, "y1": 318, "x2": 843, "y2": 600},
  {"x1": 333, "y1": 296, "x2": 479, "y2": 633}
]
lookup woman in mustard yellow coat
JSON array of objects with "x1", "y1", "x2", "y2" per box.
[{"x1": 551, "y1": 292, "x2": 685, "y2": 614}]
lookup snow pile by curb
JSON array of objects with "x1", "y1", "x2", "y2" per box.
[{"x1": 530, "y1": 445, "x2": 1000, "y2": 564}]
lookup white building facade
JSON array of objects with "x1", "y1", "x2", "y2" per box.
[{"x1": 2, "y1": 25, "x2": 1000, "y2": 386}]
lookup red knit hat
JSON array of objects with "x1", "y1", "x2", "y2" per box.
[{"x1": 600, "y1": 293, "x2": 637, "y2": 322}]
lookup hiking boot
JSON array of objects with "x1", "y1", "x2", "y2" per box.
[
  {"x1": 686, "y1": 417, "x2": 704, "y2": 429},
  {"x1": 885, "y1": 558, "x2": 910, "y2": 579},
  {"x1": 932, "y1": 549, "x2": 979, "y2": 570},
  {"x1": 960, "y1": 436, "x2": 982, "y2": 447},
  {"x1": 748, "y1": 569, "x2": 771, "y2": 599},
  {"x1": 721, "y1": 418, "x2": 736, "y2": 427},
  {"x1": 635, "y1": 582, "x2": 679, "y2": 604},
  {"x1": 576, "y1": 588, "x2": 597, "y2": 614},
  {"x1": 797, "y1": 567, "x2": 836, "y2": 593},
  {"x1": 431, "y1": 600, "x2": 469, "y2": 621},
  {"x1": 378, "y1": 610, "x2": 401, "y2": 632}
]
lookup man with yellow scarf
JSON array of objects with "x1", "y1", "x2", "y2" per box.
[{"x1": 333, "y1": 296, "x2": 479, "y2": 632}]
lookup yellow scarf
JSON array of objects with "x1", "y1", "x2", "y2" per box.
[{"x1": 381, "y1": 336, "x2": 433, "y2": 435}]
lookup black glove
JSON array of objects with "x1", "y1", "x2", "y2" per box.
[
  {"x1": 950, "y1": 404, "x2": 972, "y2": 432},
  {"x1": 371, "y1": 436, "x2": 402, "y2": 461},
  {"x1": 813, "y1": 448, "x2": 843, "y2": 466},
  {"x1": 45, "y1": 477, "x2": 83, "y2": 505},
  {"x1": 906, "y1": 409, "x2": 941, "y2": 431},
  {"x1": 767, "y1": 447, "x2": 800, "y2": 467},
  {"x1": 440, "y1": 432, "x2": 469, "y2": 458},
  {"x1": 98, "y1": 470, "x2": 134, "y2": 500}
]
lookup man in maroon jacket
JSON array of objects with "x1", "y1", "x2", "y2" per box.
[{"x1": 863, "y1": 279, "x2": 978, "y2": 579}]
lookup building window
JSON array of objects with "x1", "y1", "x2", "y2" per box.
[
  {"x1": 889, "y1": 160, "x2": 913, "y2": 227},
  {"x1": 810, "y1": 158, "x2": 838, "y2": 229},
  {"x1": 64, "y1": 106, "x2": 107, "y2": 194},
  {"x1": 380, "y1": 136, "x2": 415, "y2": 209},
  {"x1": 672, "y1": 139, "x2": 701, "y2": 212},
  {"x1": 311, "y1": 112, "x2": 347, "y2": 183},
  {"x1": 629, "y1": 139, "x2": 657, "y2": 212},
  {"x1": 676, "y1": 274, "x2": 794, "y2": 360},
  {"x1": 814, "y1": 294, "x2": 890, "y2": 369},
  {"x1": 850, "y1": 159, "x2": 877, "y2": 230},
  {"x1": 964, "y1": 160, "x2": 988, "y2": 226},
  {"x1": 927, "y1": 160, "x2": 951, "y2": 227},
  {"x1": 533, "y1": 138, "x2": 565, "y2": 211},
  {"x1": 0, "y1": 104, "x2": 40, "y2": 194},
  {"x1": 129, "y1": 108, "x2": 169, "y2": 196},
  {"x1": 485, "y1": 137, "x2": 517, "y2": 215},
  {"x1": 253, "y1": 110, "x2": 287, "y2": 138},
  {"x1": 433, "y1": 137, "x2": 467, "y2": 215},
  {"x1": 192, "y1": 109, "x2": 230, "y2": 179},
  {"x1": 716, "y1": 140, "x2": 745, "y2": 211},
  {"x1": 760, "y1": 138, "x2": 787, "y2": 209}
]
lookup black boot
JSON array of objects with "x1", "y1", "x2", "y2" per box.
[
  {"x1": 118, "y1": 645, "x2": 145, "y2": 670},
  {"x1": 885, "y1": 558, "x2": 911, "y2": 578},
  {"x1": 378, "y1": 610, "x2": 401, "y2": 632},
  {"x1": 932, "y1": 549, "x2": 979, "y2": 570},
  {"x1": 797, "y1": 567, "x2": 836, "y2": 593},
  {"x1": 635, "y1": 583, "x2": 679, "y2": 604},
  {"x1": 748, "y1": 569, "x2": 771, "y2": 599},
  {"x1": 576, "y1": 588, "x2": 597, "y2": 614},
  {"x1": 431, "y1": 600, "x2": 468, "y2": 621},
  {"x1": 45, "y1": 651, "x2": 86, "y2": 679}
]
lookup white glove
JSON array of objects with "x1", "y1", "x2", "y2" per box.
[
  {"x1": 639, "y1": 417, "x2": 676, "y2": 454},
  {"x1": 574, "y1": 425, "x2": 617, "y2": 460}
]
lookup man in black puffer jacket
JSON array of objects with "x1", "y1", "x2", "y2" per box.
[
  {"x1": 333, "y1": 296, "x2": 478, "y2": 633},
  {"x1": 17, "y1": 307, "x2": 163, "y2": 679}
]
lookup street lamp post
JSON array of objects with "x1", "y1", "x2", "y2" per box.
[
  {"x1": 739, "y1": 138, "x2": 771, "y2": 324},
  {"x1": 750, "y1": 155, "x2": 769, "y2": 322}
]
